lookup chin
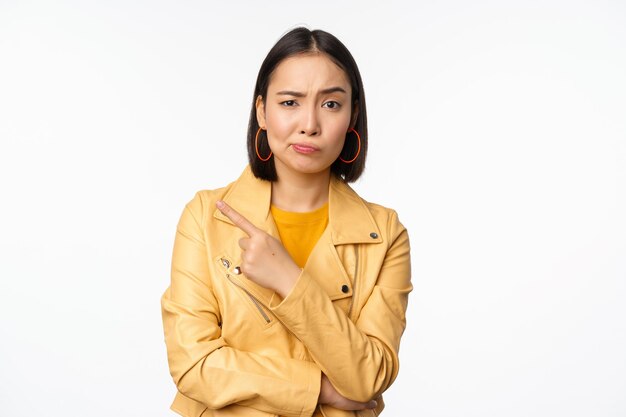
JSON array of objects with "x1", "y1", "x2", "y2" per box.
[
  {"x1": 274, "y1": 154, "x2": 335, "y2": 177},
  {"x1": 289, "y1": 161, "x2": 331, "y2": 176}
]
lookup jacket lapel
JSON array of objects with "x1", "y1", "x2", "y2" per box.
[
  {"x1": 327, "y1": 174, "x2": 382, "y2": 245},
  {"x1": 212, "y1": 166, "x2": 281, "y2": 240},
  {"x1": 303, "y1": 174, "x2": 384, "y2": 300}
]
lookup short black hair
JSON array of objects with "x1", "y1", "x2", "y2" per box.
[{"x1": 247, "y1": 26, "x2": 368, "y2": 182}]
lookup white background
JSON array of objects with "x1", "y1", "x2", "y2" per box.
[{"x1": 1, "y1": 1, "x2": 625, "y2": 416}]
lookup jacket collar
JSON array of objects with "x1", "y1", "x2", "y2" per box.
[{"x1": 213, "y1": 165, "x2": 382, "y2": 245}]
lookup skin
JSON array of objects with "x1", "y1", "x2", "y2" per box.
[{"x1": 216, "y1": 53, "x2": 377, "y2": 411}]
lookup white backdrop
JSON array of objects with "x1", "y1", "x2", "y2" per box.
[{"x1": 1, "y1": 1, "x2": 625, "y2": 416}]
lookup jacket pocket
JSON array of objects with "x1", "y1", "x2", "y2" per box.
[{"x1": 216, "y1": 255, "x2": 273, "y2": 326}]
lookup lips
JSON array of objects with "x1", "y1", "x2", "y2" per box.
[{"x1": 292, "y1": 143, "x2": 319, "y2": 154}]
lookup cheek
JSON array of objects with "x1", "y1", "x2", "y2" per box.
[
  {"x1": 333, "y1": 135, "x2": 347, "y2": 154},
  {"x1": 265, "y1": 108, "x2": 293, "y2": 137},
  {"x1": 330, "y1": 120, "x2": 350, "y2": 146}
]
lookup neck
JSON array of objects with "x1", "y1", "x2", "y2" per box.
[{"x1": 271, "y1": 166, "x2": 331, "y2": 212}]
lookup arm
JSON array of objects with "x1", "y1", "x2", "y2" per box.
[
  {"x1": 268, "y1": 210, "x2": 412, "y2": 403},
  {"x1": 161, "y1": 193, "x2": 320, "y2": 417}
]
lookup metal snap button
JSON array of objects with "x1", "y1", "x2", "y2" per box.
[
  {"x1": 221, "y1": 258, "x2": 230, "y2": 268},
  {"x1": 370, "y1": 232, "x2": 378, "y2": 239},
  {"x1": 233, "y1": 266, "x2": 241, "y2": 275},
  {"x1": 341, "y1": 284, "x2": 349, "y2": 293}
]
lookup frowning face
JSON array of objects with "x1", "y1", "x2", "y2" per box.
[{"x1": 256, "y1": 53, "x2": 358, "y2": 180}]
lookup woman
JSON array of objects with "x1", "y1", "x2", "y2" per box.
[{"x1": 161, "y1": 26, "x2": 412, "y2": 417}]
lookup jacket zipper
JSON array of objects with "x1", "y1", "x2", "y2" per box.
[{"x1": 225, "y1": 273, "x2": 271, "y2": 323}]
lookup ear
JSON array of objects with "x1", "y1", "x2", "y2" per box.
[
  {"x1": 256, "y1": 95, "x2": 266, "y2": 129},
  {"x1": 350, "y1": 100, "x2": 359, "y2": 129}
]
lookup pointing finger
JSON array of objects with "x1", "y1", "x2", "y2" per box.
[{"x1": 216, "y1": 200, "x2": 260, "y2": 237}]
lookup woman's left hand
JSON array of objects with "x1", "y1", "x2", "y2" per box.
[{"x1": 216, "y1": 200, "x2": 301, "y2": 298}]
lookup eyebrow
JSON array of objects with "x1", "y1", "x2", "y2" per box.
[{"x1": 275, "y1": 86, "x2": 348, "y2": 97}]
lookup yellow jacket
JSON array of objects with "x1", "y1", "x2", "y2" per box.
[{"x1": 161, "y1": 165, "x2": 412, "y2": 417}]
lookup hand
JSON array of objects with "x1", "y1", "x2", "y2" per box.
[
  {"x1": 318, "y1": 373, "x2": 378, "y2": 411},
  {"x1": 216, "y1": 200, "x2": 302, "y2": 297}
]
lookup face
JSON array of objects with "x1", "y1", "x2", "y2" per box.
[{"x1": 256, "y1": 53, "x2": 358, "y2": 179}]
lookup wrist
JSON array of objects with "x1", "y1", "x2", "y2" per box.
[{"x1": 275, "y1": 264, "x2": 302, "y2": 298}]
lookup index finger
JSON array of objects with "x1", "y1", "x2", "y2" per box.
[{"x1": 216, "y1": 200, "x2": 260, "y2": 236}]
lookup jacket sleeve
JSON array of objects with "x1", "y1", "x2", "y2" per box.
[
  {"x1": 161, "y1": 192, "x2": 321, "y2": 417},
  {"x1": 268, "y1": 210, "x2": 412, "y2": 403}
]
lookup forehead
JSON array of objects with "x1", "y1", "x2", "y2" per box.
[{"x1": 268, "y1": 53, "x2": 351, "y2": 92}]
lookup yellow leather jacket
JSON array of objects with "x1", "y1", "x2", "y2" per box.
[{"x1": 161, "y1": 165, "x2": 412, "y2": 417}]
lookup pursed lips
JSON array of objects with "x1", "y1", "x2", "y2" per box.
[{"x1": 291, "y1": 143, "x2": 319, "y2": 153}]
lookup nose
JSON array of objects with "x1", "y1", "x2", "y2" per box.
[{"x1": 299, "y1": 105, "x2": 320, "y2": 136}]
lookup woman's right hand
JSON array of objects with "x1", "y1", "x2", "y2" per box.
[{"x1": 318, "y1": 373, "x2": 378, "y2": 410}]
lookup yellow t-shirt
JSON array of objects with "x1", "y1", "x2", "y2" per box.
[{"x1": 270, "y1": 202, "x2": 329, "y2": 268}]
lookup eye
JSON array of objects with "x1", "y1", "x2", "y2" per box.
[
  {"x1": 280, "y1": 100, "x2": 297, "y2": 107},
  {"x1": 323, "y1": 101, "x2": 341, "y2": 109}
]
